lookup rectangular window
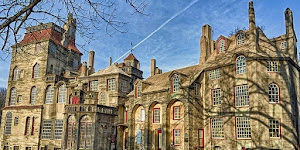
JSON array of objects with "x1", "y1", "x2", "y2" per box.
[
  {"x1": 281, "y1": 41, "x2": 287, "y2": 50},
  {"x1": 3, "y1": 146, "x2": 9, "y2": 150},
  {"x1": 121, "y1": 80, "x2": 128, "y2": 93},
  {"x1": 25, "y1": 147, "x2": 32, "y2": 150},
  {"x1": 17, "y1": 95, "x2": 22, "y2": 103},
  {"x1": 141, "y1": 109, "x2": 145, "y2": 122},
  {"x1": 90, "y1": 80, "x2": 98, "y2": 92},
  {"x1": 267, "y1": 61, "x2": 279, "y2": 72},
  {"x1": 42, "y1": 120, "x2": 52, "y2": 139},
  {"x1": 198, "y1": 129, "x2": 204, "y2": 147},
  {"x1": 153, "y1": 108, "x2": 160, "y2": 123},
  {"x1": 211, "y1": 118, "x2": 224, "y2": 138},
  {"x1": 212, "y1": 89, "x2": 222, "y2": 106},
  {"x1": 108, "y1": 78, "x2": 115, "y2": 91},
  {"x1": 36, "y1": 43, "x2": 41, "y2": 52},
  {"x1": 100, "y1": 93, "x2": 106, "y2": 105},
  {"x1": 269, "y1": 119, "x2": 280, "y2": 138},
  {"x1": 13, "y1": 146, "x2": 19, "y2": 150},
  {"x1": 54, "y1": 120, "x2": 63, "y2": 139},
  {"x1": 235, "y1": 85, "x2": 249, "y2": 107},
  {"x1": 194, "y1": 83, "x2": 200, "y2": 96},
  {"x1": 173, "y1": 129, "x2": 180, "y2": 146},
  {"x1": 209, "y1": 69, "x2": 221, "y2": 80},
  {"x1": 137, "y1": 84, "x2": 142, "y2": 98},
  {"x1": 173, "y1": 106, "x2": 180, "y2": 120},
  {"x1": 236, "y1": 117, "x2": 251, "y2": 139},
  {"x1": 136, "y1": 130, "x2": 142, "y2": 144}
]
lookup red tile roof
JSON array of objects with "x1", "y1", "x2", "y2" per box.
[
  {"x1": 19, "y1": 28, "x2": 82, "y2": 54},
  {"x1": 124, "y1": 53, "x2": 138, "y2": 61}
]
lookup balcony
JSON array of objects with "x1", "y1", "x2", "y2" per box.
[
  {"x1": 46, "y1": 74, "x2": 68, "y2": 83},
  {"x1": 65, "y1": 104, "x2": 118, "y2": 115}
]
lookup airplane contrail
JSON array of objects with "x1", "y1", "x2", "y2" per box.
[{"x1": 113, "y1": 0, "x2": 200, "y2": 63}]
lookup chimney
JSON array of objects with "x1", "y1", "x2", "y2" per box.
[
  {"x1": 109, "y1": 57, "x2": 112, "y2": 66},
  {"x1": 88, "y1": 51, "x2": 95, "y2": 69},
  {"x1": 81, "y1": 62, "x2": 87, "y2": 77},
  {"x1": 199, "y1": 24, "x2": 212, "y2": 64},
  {"x1": 285, "y1": 8, "x2": 295, "y2": 37},
  {"x1": 249, "y1": 1, "x2": 256, "y2": 32},
  {"x1": 151, "y1": 59, "x2": 156, "y2": 76}
]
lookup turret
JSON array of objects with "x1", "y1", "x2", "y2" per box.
[{"x1": 62, "y1": 13, "x2": 76, "y2": 47}]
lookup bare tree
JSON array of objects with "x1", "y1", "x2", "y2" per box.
[{"x1": 0, "y1": 0, "x2": 148, "y2": 59}]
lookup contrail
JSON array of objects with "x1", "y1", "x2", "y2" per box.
[{"x1": 113, "y1": 0, "x2": 200, "y2": 63}]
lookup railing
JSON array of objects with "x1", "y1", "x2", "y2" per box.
[
  {"x1": 46, "y1": 74, "x2": 68, "y2": 83},
  {"x1": 65, "y1": 104, "x2": 118, "y2": 115}
]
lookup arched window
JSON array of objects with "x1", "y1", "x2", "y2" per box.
[
  {"x1": 237, "y1": 33, "x2": 245, "y2": 45},
  {"x1": 33, "y1": 63, "x2": 39, "y2": 78},
  {"x1": 30, "y1": 86, "x2": 37, "y2": 104},
  {"x1": 269, "y1": 83, "x2": 279, "y2": 103},
  {"x1": 9, "y1": 87, "x2": 17, "y2": 106},
  {"x1": 12, "y1": 66, "x2": 19, "y2": 81},
  {"x1": 24, "y1": 117, "x2": 30, "y2": 135},
  {"x1": 67, "y1": 116, "x2": 76, "y2": 149},
  {"x1": 236, "y1": 56, "x2": 246, "y2": 74},
  {"x1": 99, "y1": 92, "x2": 106, "y2": 105},
  {"x1": 58, "y1": 84, "x2": 67, "y2": 103},
  {"x1": 45, "y1": 86, "x2": 54, "y2": 104},
  {"x1": 4, "y1": 112, "x2": 12, "y2": 134},
  {"x1": 79, "y1": 116, "x2": 92, "y2": 149},
  {"x1": 172, "y1": 74, "x2": 180, "y2": 92},
  {"x1": 218, "y1": 39, "x2": 226, "y2": 53}
]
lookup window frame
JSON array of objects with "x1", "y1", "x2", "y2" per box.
[
  {"x1": 269, "y1": 119, "x2": 281, "y2": 138},
  {"x1": 90, "y1": 80, "x2": 98, "y2": 92},
  {"x1": 209, "y1": 68, "x2": 221, "y2": 80},
  {"x1": 235, "y1": 117, "x2": 251, "y2": 139},
  {"x1": 12, "y1": 66, "x2": 19, "y2": 81},
  {"x1": 99, "y1": 92, "x2": 106, "y2": 105},
  {"x1": 24, "y1": 117, "x2": 30, "y2": 135},
  {"x1": 140, "y1": 109, "x2": 145, "y2": 122},
  {"x1": 30, "y1": 86, "x2": 37, "y2": 105},
  {"x1": 41, "y1": 120, "x2": 52, "y2": 139},
  {"x1": 58, "y1": 84, "x2": 67, "y2": 103},
  {"x1": 9, "y1": 87, "x2": 17, "y2": 106},
  {"x1": 217, "y1": 38, "x2": 226, "y2": 53},
  {"x1": 235, "y1": 55, "x2": 246, "y2": 75},
  {"x1": 32, "y1": 63, "x2": 39, "y2": 78},
  {"x1": 4, "y1": 112, "x2": 12, "y2": 135},
  {"x1": 234, "y1": 84, "x2": 249, "y2": 107},
  {"x1": 173, "y1": 129, "x2": 181, "y2": 146},
  {"x1": 237, "y1": 33, "x2": 245, "y2": 45},
  {"x1": 268, "y1": 83, "x2": 280, "y2": 104},
  {"x1": 107, "y1": 78, "x2": 116, "y2": 91},
  {"x1": 267, "y1": 61, "x2": 279, "y2": 72},
  {"x1": 54, "y1": 119, "x2": 63, "y2": 139},
  {"x1": 198, "y1": 129, "x2": 204, "y2": 148},
  {"x1": 281, "y1": 41, "x2": 287, "y2": 50},
  {"x1": 172, "y1": 74, "x2": 180, "y2": 93},
  {"x1": 211, "y1": 118, "x2": 224, "y2": 139},
  {"x1": 173, "y1": 106, "x2": 180, "y2": 120},
  {"x1": 45, "y1": 86, "x2": 54, "y2": 104},
  {"x1": 211, "y1": 88, "x2": 222, "y2": 106},
  {"x1": 35, "y1": 42, "x2": 41, "y2": 52},
  {"x1": 136, "y1": 83, "x2": 142, "y2": 98},
  {"x1": 153, "y1": 108, "x2": 160, "y2": 123}
]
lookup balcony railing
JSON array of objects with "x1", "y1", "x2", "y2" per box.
[{"x1": 65, "y1": 104, "x2": 118, "y2": 115}]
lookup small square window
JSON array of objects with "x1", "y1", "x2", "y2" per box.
[
  {"x1": 281, "y1": 41, "x2": 287, "y2": 50},
  {"x1": 209, "y1": 69, "x2": 221, "y2": 80},
  {"x1": 267, "y1": 61, "x2": 279, "y2": 72}
]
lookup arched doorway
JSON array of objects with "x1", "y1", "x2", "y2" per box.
[
  {"x1": 148, "y1": 102, "x2": 162, "y2": 150},
  {"x1": 166, "y1": 100, "x2": 184, "y2": 150}
]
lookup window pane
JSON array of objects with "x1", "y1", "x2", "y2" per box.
[
  {"x1": 236, "y1": 117, "x2": 251, "y2": 139},
  {"x1": 54, "y1": 120, "x2": 63, "y2": 139},
  {"x1": 45, "y1": 86, "x2": 54, "y2": 104},
  {"x1": 235, "y1": 85, "x2": 249, "y2": 107},
  {"x1": 211, "y1": 118, "x2": 224, "y2": 138},
  {"x1": 42, "y1": 120, "x2": 52, "y2": 139}
]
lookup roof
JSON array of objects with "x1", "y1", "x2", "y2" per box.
[
  {"x1": 18, "y1": 28, "x2": 82, "y2": 54},
  {"x1": 129, "y1": 64, "x2": 203, "y2": 95},
  {"x1": 90, "y1": 64, "x2": 130, "y2": 77},
  {"x1": 124, "y1": 53, "x2": 138, "y2": 61}
]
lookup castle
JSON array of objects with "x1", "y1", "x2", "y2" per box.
[{"x1": 0, "y1": 1, "x2": 299, "y2": 150}]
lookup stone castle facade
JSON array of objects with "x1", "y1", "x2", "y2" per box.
[{"x1": 0, "y1": 1, "x2": 300, "y2": 150}]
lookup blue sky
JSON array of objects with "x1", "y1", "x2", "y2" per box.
[{"x1": 0, "y1": 0, "x2": 300, "y2": 88}]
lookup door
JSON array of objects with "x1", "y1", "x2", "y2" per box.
[{"x1": 158, "y1": 130, "x2": 162, "y2": 150}]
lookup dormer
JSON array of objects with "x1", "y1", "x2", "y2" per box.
[
  {"x1": 134, "y1": 79, "x2": 142, "y2": 99},
  {"x1": 236, "y1": 30, "x2": 246, "y2": 46},
  {"x1": 216, "y1": 36, "x2": 229, "y2": 53},
  {"x1": 169, "y1": 71, "x2": 187, "y2": 93}
]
